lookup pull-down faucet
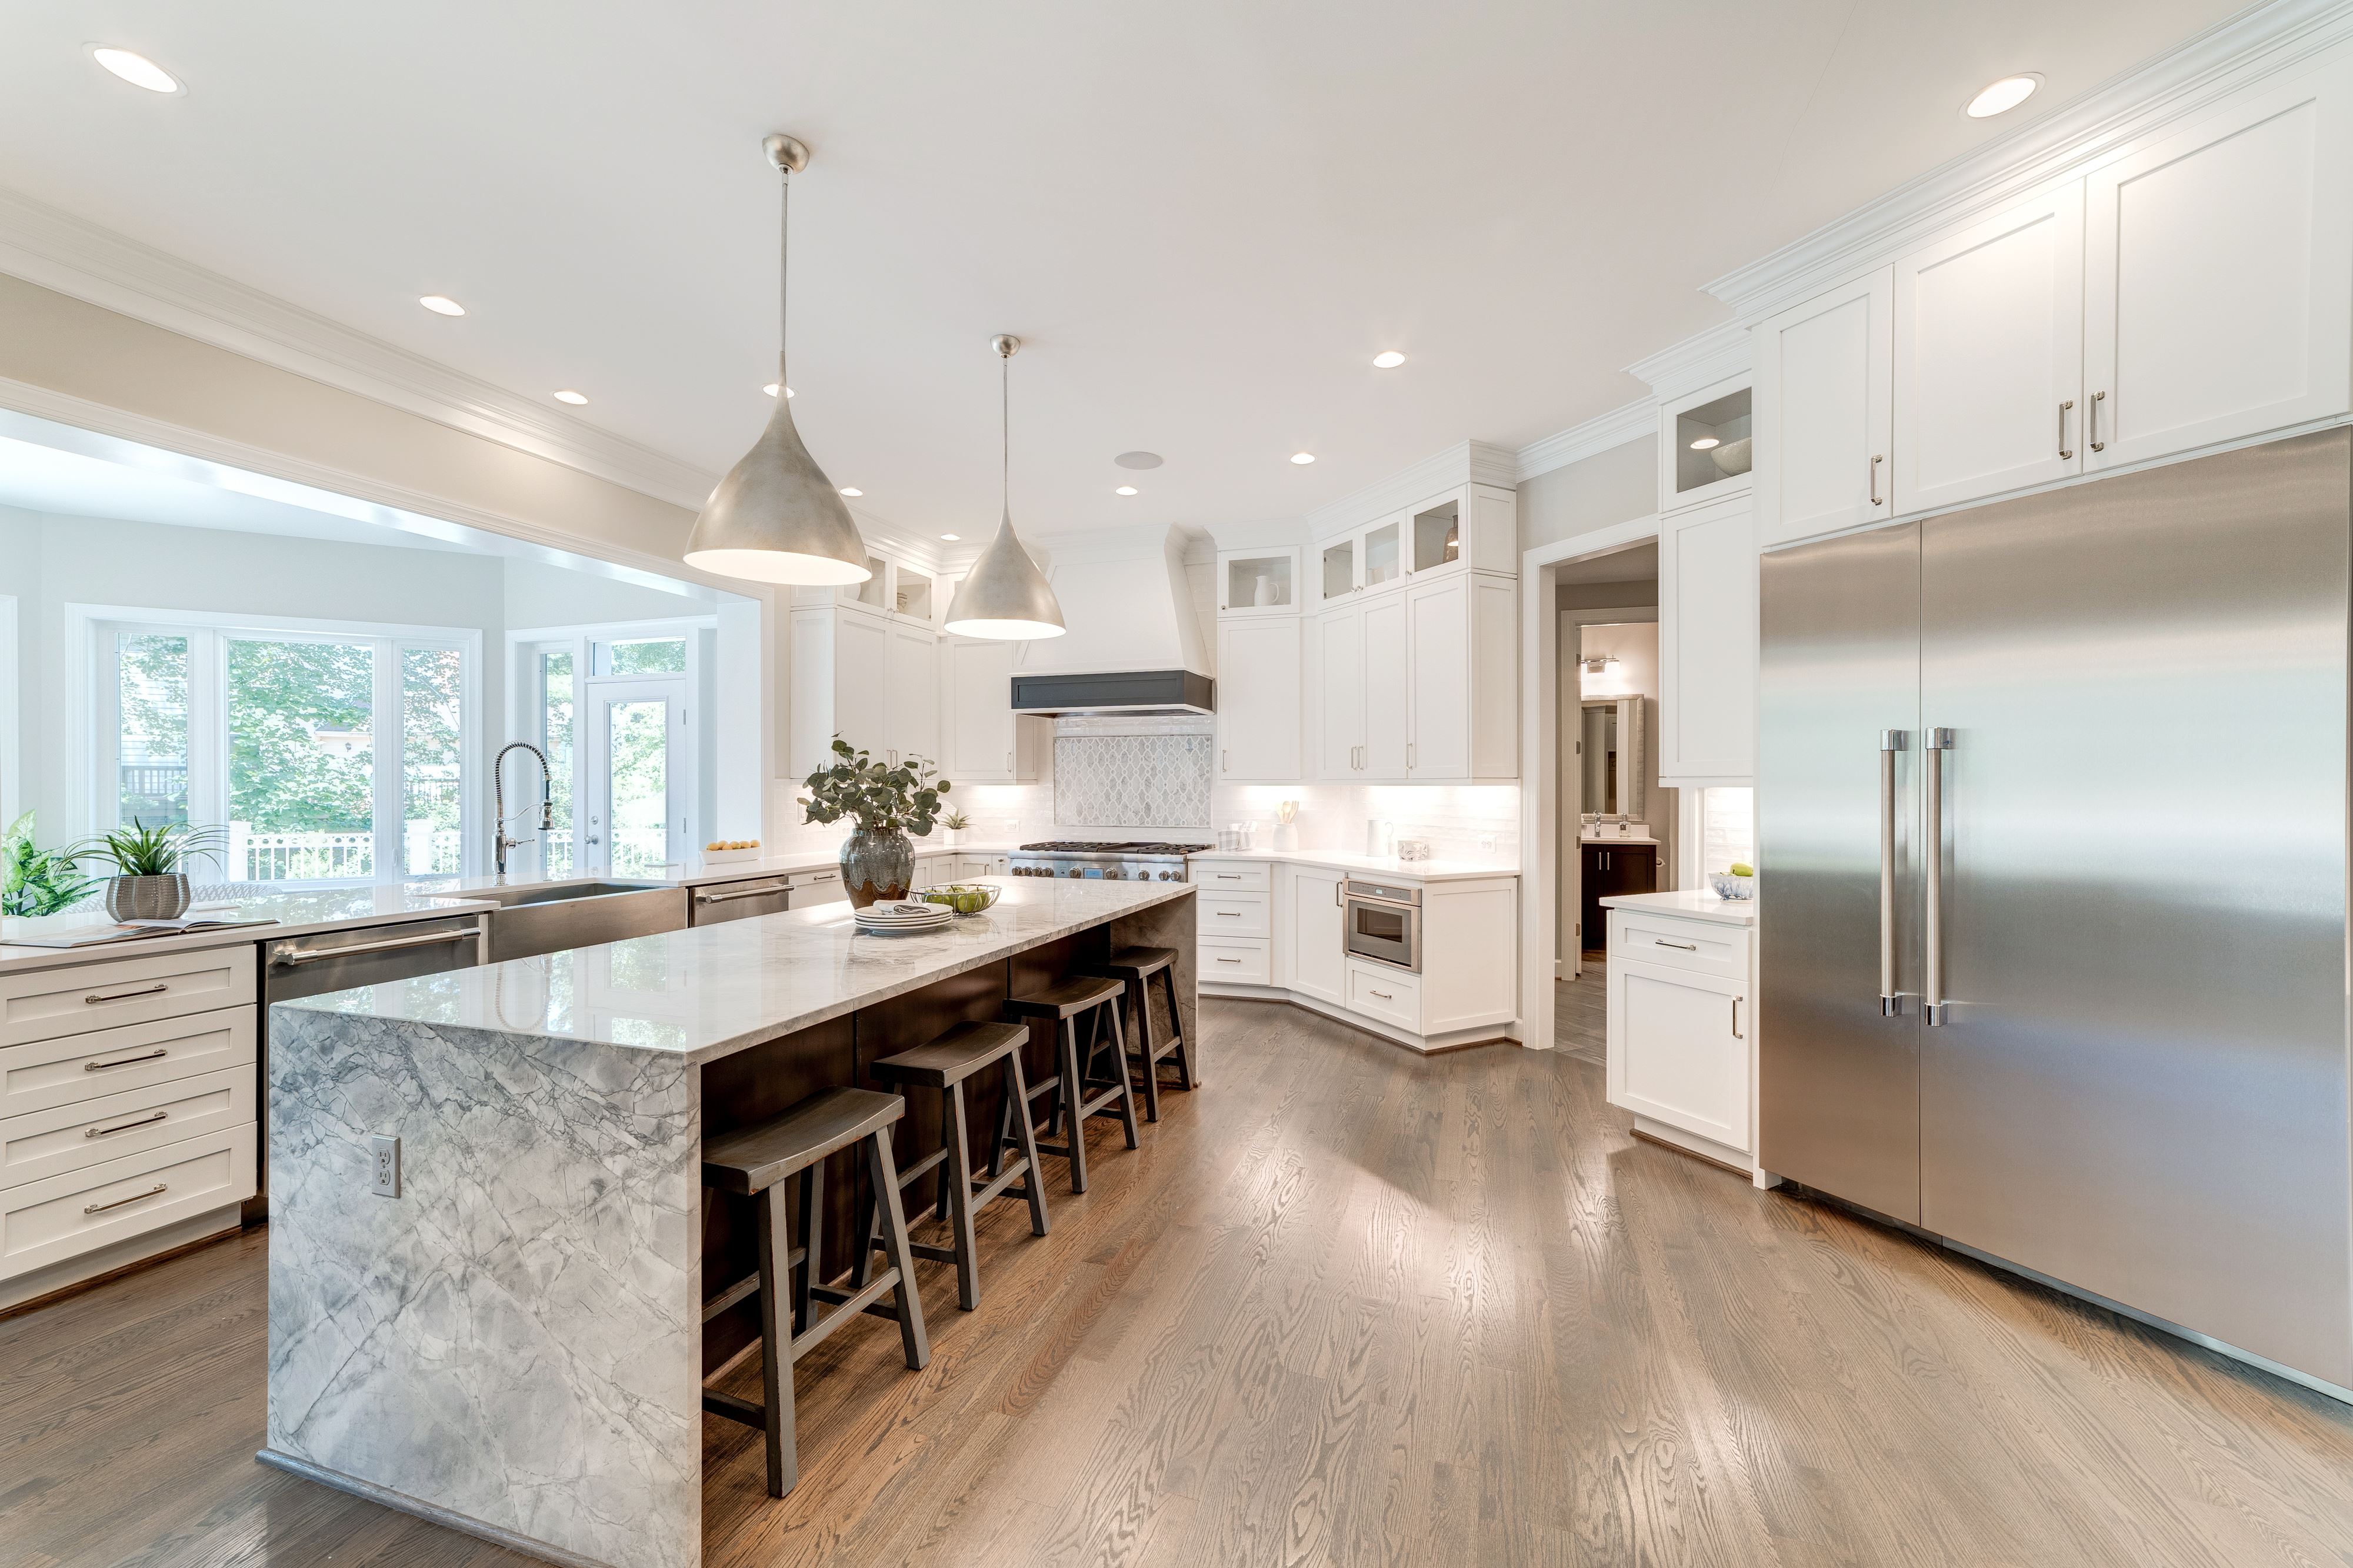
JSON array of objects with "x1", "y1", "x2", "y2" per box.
[{"x1": 493, "y1": 742, "x2": 555, "y2": 877}]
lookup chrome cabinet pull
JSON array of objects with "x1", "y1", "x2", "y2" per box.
[
  {"x1": 1214, "y1": 910, "x2": 1243, "y2": 918},
  {"x1": 1215, "y1": 873, "x2": 1242, "y2": 880},
  {"x1": 2089, "y1": 390, "x2": 2106, "y2": 452},
  {"x1": 805, "y1": 872, "x2": 837, "y2": 883},
  {"x1": 1869, "y1": 453, "x2": 1885, "y2": 506},
  {"x1": 272, "y1": 926, "x2": 482, "y2": 966},
  {"x1": 85, "y1": 1047, "x2": 169, "y2": 1072},
  {"x1": 1371, "y1": 988, "x2": 1394, "y2": 1000},
  {"x1": 1653, "y1": 938, "x2": 1698, "y2": 951},
  {"x1": 85, "y1": 1182, "x2": 166, "y2": 1215},
  {"x1": 1407, "y1": 742, "x2": 1415, "y2": 769},
  {"x1": 1334, "y1": 880, "x2": 1344, "y2": 908},
  {"x1": 85, "y1": 982, "x2": 168, "y2": 1005},
  {"x1": 86, "y1": 1109, "x2": 169, "y2": 1139},
  {"x1": 1214, "y1": 955, "x2": 1244, "y2": 965},
  {"x1": 1879, "y1": 729, "x2": 1907, "y2": 1016},
  {"x1": 2057, "y1": 398, "x2": 2074, "y2": 459},
  {"x1": 1731, "y1": 997, "x2": 1744, "y2": 1040},
  {"x1": 1924, "y1": 728, "x2": 1954, "y2": 1025}
]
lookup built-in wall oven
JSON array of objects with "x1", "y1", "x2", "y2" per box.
[{"x1": 1342, "y1": 879, "x2": 1421, "y2": 972}]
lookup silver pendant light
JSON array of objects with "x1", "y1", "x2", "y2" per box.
[
  {"x1": 683, "y1": 134, "x2": 871, "y2": 586},
  {"x1": 944, "y1": 335, "x2": 1065, "y2": 639}
]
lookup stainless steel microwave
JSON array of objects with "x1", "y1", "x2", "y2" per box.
[{"x1": 1343, "y1": 879, "x2": 1421, "y2": 971}]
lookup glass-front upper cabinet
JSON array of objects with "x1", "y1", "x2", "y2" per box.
[
  {"x1": 1661, "y1": 375, "x2": 1754, "y2": 510},
  {"x1": 894, "y1": 562, "x2": 935, "y2": 623},
  {"x1": 1217, "y1": 547, "x2": 1299, "y2": 615},
  {"x1": 1411, "y1": 496, "x2": 1462, "y2": 575},
  {"x1": 1321, "y1": 536, "x2": 1357, "y2": 602},
  {"x1": 1362, "y1": 518, "x2": 1402, "y2": 590},
  {"x1": 849, "y1": 554, "x2": 891, "y2": 611}
]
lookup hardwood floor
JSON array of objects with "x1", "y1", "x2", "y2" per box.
[
  {"x1": 9, "y1": 996, "x2": 2353, "y2": 1566},
  {"x1": 1557, "y1": 955, "x2": 1607, "y2": 1066}
]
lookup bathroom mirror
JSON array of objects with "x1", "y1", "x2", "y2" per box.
[{"x1": 1579, "y1": 696, "x2": 1645, "y2": 823}]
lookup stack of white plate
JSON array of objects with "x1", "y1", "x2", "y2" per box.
[{"x1": 852, "y1": 899, "x2": 952, "y2": 935}]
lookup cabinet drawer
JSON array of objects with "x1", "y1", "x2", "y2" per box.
[
  {"x1": 1193, "y1": 861, "x2": 1272, "y2": 892},
  {"x1": 1198, "y1": 891, "x2": 1269, "y2": 938},
  {"x1": 0, "y1": 1006, "x2": 256, "y2": 1121},
  {"x1": 1348, "y1": 963, "x2": 1421, "y2": 1032},
  {"x1": 0, "y1": 946, "x2": 257, "y2": 1049},
  {"x1": 1198, "y1": 938, "x2": 1270, "y2": 985},
  {"x1": 787, "y1": 869, "x2": 848, "y2": 907},
  {"x1": 1612, "y1": 912, "x2": 1748, "y2": 980},
  {"x1": 0, "y1": 1125, "x2": 255, "y2": 1282},
  {"x1": 0, "y1": 1067, "x2": 253, "y2": 1192}
]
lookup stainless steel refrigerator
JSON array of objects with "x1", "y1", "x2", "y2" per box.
[{"x1": 1759, "y1": 428, "x2": 2353, "y2": 1391}]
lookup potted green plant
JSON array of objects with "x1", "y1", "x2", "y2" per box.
[
  {"x1": 940, "y1": 807, "x2": 971, "y2": 849},
  {"x1": 66, "y1": 819, "x2": 230, "y2": 920},
  {"x1": 2, "y1": 812, "x2": 96, "y2": 917},
  {"x1": 801, "y1": 740, "x2": 952, "y2": 907}
]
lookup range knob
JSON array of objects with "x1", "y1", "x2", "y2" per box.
[{"x1": 1104, "y1": 868, "x2": 1125, "y2": 879}]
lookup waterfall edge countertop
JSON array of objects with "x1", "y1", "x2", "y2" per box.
[{"x1": 276, "y1": 877, "x2": 1195, "y2": 1065}]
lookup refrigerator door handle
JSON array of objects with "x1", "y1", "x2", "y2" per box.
[
  {"x1": 1878, "y1": 729, "x2": 1909, "y2": 1015},
  {"x1": 1923, "y1": 727, "x2": 1955, "y2": 1025}
]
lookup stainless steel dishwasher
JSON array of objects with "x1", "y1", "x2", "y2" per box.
[
  {"x1": 249, "y1": 912, "x2": 488, "y2": 1222},
  {"x1": 689, "y1": 876, "x2": 792, "y2": 925}
]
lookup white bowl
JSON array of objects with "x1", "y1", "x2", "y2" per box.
[
  {"x1": 1711, "y1": 437, "x2": 1753, "y2": 477},
  {"x1": 1710, "y1": 873, "x2": 1755, "y2": 900}
]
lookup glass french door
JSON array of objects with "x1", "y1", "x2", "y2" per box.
[{"x1": 582, "y1": 679, "x2": 686, "y2": 876}]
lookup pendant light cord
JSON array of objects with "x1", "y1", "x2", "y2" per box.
[
  {"x1": 1001, "y1": 352, "x2": 1010, "y2": 515},
  {"x1": 777, "y1": 166, "x2": 791, "y2": 382}
]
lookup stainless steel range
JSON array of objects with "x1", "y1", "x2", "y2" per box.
[{"x1": 1008, "y1": 840, "x2": 1210, "y2": 881}]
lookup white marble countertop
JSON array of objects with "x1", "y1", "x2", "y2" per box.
[
  {"x1": 276, "y1": 878, "x2": 1193, "y2": 1065},
  {"x1": 1580, "y1": 833, "x2": 1661, "y2": 847},
  {"x1": 0, "y1": 885, "x2": 500, "y2": 975},
  {"x1": 1600, "y1": 888, "x2": 1758, "y2": 927},
  {"x1": 1188, "y1": 848, "x2": 1518, "y2": 882}
]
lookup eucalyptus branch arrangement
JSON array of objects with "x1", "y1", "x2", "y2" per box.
[
  {"x1": 68, "y1": 819, "x2": 231, "y2": 879},
  {"x1": 801, "y1": 740, "x2": 952, "y2": 836}
]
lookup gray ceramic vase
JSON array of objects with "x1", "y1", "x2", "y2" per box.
[
  {"x1": 840, "y1": 827, "x2": 914, "y2": 909},
  {"x1": 104, "y1": 873, "x2": 191, "y2": 920}
]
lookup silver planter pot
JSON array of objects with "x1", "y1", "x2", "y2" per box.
[{"x1": 104, "y1": 873, "x2": 191, "y2": 920}]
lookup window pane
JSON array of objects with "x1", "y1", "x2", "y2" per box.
[
  {"x1": 604, "y1": 637, "x2": 686, "y2": 675},
  {"x1": 401, "y1": 647, "x2": 464, "y2": 876},
  {"x1": 115, "y1": 633, "x2": 189, "y2": 829},
  {"x1": 607, "y1": 698, "x2": 669, "y2": 876},
  {"x1": 228, "y1": 638, "x2": 375, "y2": 882},
  {"x1": 539, "y1": 650, "x2": 575, "y2": 878}
]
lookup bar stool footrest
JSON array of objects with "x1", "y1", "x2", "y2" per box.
[
  {"x1": 794, "y1": 1268, "x2": 905, "y2": 1355},
  {"x1": 702, "y1": 1389, "x2": 765, "y2": 1428}
]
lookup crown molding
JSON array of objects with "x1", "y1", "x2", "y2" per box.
[
  {"x1": 1705, "y1": 0, "x2": 2353, "y2": 321},
  {"x1": 1624, "y1": 320, "x2": 1751, "y2": 402},
  {"x1": 1304, "y1": 439, "x2": 1518, "y2": 539},
  {"x1": 1513, "y1": 398, "x2": 1655, "y2": 482},
  {"x1": 0, "y1": 184, "x2": 727, "y2": 511}
]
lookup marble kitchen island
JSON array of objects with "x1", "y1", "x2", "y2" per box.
[{"x1": 259, "y1": 878, "x2": 1196, "y2": 1568}]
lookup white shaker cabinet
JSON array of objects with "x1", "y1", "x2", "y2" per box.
[
  {"x1": 2085, "y1": 57, "x2": 2353, "y2": 473},
  {"x1": 1314, "y1": 603, "x2": 1365, "y2": 777},
  {"x1": 1753, "y1": 268, "x2": 1893, "y2": 549},
  {"x1": 1892, "y1": 183, "x2": 2085, "y2": 515},
  {"x1": 1215, "y1": 617, "x2": 1303, "y2": 782},
  {"x1": 1285, "y1": 863, "x2": 1347, "y2": 1005},
  {"x1": 886, "y1": 622, "x2": 938, "y2": 767},
  {"x1": 789, "y1": 605, "x2": 934, "y2": 776},
  {"x1": 942, "y1": 638, "x2": 1045, "y2": 785},
  {"x1": 1658, "y1": 497, "x2": 1756, "y2": 784},
  {"x1": 1361, "y1": 594, "x2": 1410, "y2": 778}
]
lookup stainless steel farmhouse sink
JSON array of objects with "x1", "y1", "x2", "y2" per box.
[{"x1": 445, "y1": 880, "x2": 690, "y2": 964}]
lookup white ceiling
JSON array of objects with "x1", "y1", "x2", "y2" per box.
[{"x1": 0, "y1": 0, "x2": 2245, "y2": 542}]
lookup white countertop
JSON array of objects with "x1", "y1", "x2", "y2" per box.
[
  {"x1": 662, "y1": 840, "x2": 1018, "y2": 888},
  {"x1": 0, "y1": 885, "x2": 500, "y2": 975},
  {"x1": 1599, "y1": 888, "x2": 1757, "y2": 926},
  {"x1": 1581, "y1": 833, "x2": 1661, "y2": 847},
  {"x1": 1189, "y1": 848, "x2": 1519, "y2": 882},
  {"x1": 277, "y1": 878, "x2": 1194, "y2": 1065}
]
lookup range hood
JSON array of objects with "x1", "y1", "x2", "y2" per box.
[{"x1": 1008, "y1": 525, "x2": 1215, "y2": 715}]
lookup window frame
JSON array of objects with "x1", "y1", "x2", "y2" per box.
[{"x1": 72, "y1": 603, "x2": 483, "y2": 887}]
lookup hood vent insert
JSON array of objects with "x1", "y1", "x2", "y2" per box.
[{"x1": 1010, "y1": 670, "x2": 1212, "y2": 716}]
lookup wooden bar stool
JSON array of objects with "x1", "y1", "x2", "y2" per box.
[
  {"x1": 1002, "y1": 974, "x2": 1139, "y2": 1195},
  {"x1": 1080, "y1": 945, "x2": 1193, "y2": 1123},
  {"x1": 861, "y1": 1020, "x2": 1051, "y2": 1312},
  {"x1": 700, "y1": 1086, "x2": 929, "y2": 1498}
]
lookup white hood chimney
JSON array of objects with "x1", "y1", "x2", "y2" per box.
[{"x1": 1008, "y1": 525, "x2": 1212, "y2": 714}]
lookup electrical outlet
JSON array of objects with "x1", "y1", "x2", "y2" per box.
[{"x1": 371, "y1": 1135, "x2": 401, "y2": 1199}]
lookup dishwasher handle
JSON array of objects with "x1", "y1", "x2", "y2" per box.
[
  {"x1": 270, "y1": 925, "x2": 483, "y2": 966},
  {"x1": 695, "y1": 881, "x2": 791, "y2": 905}
]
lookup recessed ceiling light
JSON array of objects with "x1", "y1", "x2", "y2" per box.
[
  {"x1": 763, "y1": 383, "x2": 795, "y2": 398},
  {"x1": 839, "y1": 486, "x2": 862, "y2": 497},
  {"x1": 1689, "y1": 436, "x2": 1719, "y2": 451},
  {"x1": 1115, "y1": 485, "x2": 1138, "y2": 496},
  {"x1": 1372, "y1": 351, "x2": 1407, "y2": 369},
  {"x1": 1966, "y1": 73, "x2": 2042, "y2": 119},
  {"x1": 418, "y1": 295, "x2": 465, "y2": 316},
  {"x1": 1114, "y1": 451, "x2": 1163, "y2": 470},
  {"x1": 1290, "y1": 452, "x2": 1316, "y2": 465},
  {"x1": 939, "y1": 533, "x2": 960, "y2": 541},
  {"x1": 553, "y1": 389, "x2": 589, "y2": 406},
  {"x1": 88, "y1": 46, "x2": 182, "y2": 94}
]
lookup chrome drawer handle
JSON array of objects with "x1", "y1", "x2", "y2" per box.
[
  {"x1": 1214, "y1": 910, "x2": 1243, "y2": 918},
  {"x1": 1371, "y1": 989, "x2": 1394, "y2": 1000},
  {"x1": 85, "y1": 1182, "x2": 166, "y2": 1215},
  {"x1": 1215, "y1": 873, "x2": 1242, "y2": 880},
  {"x1": 85, "y1": 1048, "x2": 169, "y2": 1072},
  {"x1": 86, "y1": 982, "x2": 168, "y2": 1005},
  {"x1": 86, "y1": 1109, "x2": 169, "y2": 1139},
  {"x1": 1214, "y1": 956, "x2": 1244, "y2": 965},
  {"x1": 1653, "y1": 939, "x2": 1698, "y2": 951},
  {"x1": 805, "y1": 873, "x2": 837, "y2": 883}
]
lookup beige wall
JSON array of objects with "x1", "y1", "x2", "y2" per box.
[{"x1": 1519, "y1": 434, "x2": 1655, "y2": 550}]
